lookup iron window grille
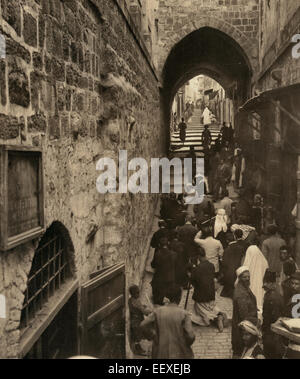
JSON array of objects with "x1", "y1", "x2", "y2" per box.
[{"x1": 20, "y1": 229, "x2": 72, "y2": 331}]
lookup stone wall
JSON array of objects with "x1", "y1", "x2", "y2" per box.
[
  {"x1": 0, "y1": 0, "x2": 163, "y2": 358},
  {"x1": 258, "y1": 2, "x2": 300, "y2": 90},
  {"x1": 156, "y1": 0, "x2": 260, "y2": 79}
]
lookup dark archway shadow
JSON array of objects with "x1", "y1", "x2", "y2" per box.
[{"x1": 161, "y1": 27, "x2": 253, "y2": 151}]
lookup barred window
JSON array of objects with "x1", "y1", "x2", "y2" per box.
[{"x1": 20, "y1": 225, "x2": 73, "y2": 331}]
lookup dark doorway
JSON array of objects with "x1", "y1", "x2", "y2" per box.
[{"x1": 23, "y1": 291, "x2": 78, "y2": 359}]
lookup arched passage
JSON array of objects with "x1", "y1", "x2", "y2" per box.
[{"x1": 161, "y1": 26, "x2": 253, "y2": 148}]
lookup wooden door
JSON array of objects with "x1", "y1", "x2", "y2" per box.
[{"x1": 80, "y1": 263, "x2": 125, "y2": 359}]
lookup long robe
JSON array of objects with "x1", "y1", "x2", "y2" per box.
[
  {"x1": 242, "y1": 245, "x2": 269, "y2": 312},
  {"x1": 221, "y1": 240, "x2": 246, "y2": 298},
  {"x1": 232, "y1": 282, "x2": 258, "y2": 356},
  {"x1": 142, "y1": 304, "x2": 195, "y2": 359}
]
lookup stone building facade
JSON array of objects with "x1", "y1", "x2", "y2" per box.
[
  {"x1": 0, "y1": 0, "x2": 164, "y2": 358},
  {"x1": 237, "y1": 1, "x2": 300, "y2": 254}
]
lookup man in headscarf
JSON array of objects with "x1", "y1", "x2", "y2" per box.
[
  {"x1": 232, "y1": 266, "x2": 258, "y2": 358},
  {"x1": 262, "y1": 270, "x2": 284, "y2": 359},
  {"x1": 239, "y1": 320, "x2": 265, "y2": 359},
  {"x1": 213, "y1": 208, "x2": 228, "y2": 248},
  {"x1": 230, "y1": 222, "x2": 257, "y2": 247},
  {"x1": 242, "y1": 240, "x2": 269, "y2": 313}
]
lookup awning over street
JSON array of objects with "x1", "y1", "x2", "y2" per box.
[{"x1": 239, "y1": 83, "x2": 300, "y2": 128}]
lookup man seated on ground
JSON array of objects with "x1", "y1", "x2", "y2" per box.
[
  {"x1": 189, "y1": 248, "x2": 228, "y2": 332},
  {"x1": 128, "y1": 285, "x2": 152, "y2": 355}
]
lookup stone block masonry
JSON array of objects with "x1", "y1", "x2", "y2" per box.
[
  {"x1": 156, "y1": 0, "x2": 260, "y2": 79},
  {"x1": 0, "y1": 0, "x2": 164, "y2": 358}
]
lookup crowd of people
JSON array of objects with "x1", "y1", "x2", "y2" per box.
[{"x1": 128, "y1": 122, "x2": 300, "y2": 360}]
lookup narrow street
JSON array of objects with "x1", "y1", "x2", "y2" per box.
[
  {"x1": 1, "y1": 0, "x2": 300, "y2": 361},
  {"x1": 135, "y1": 113, "x2": 237, "y2": 359},
  {"x1": 139, "y1": 268, "x2": 233, "y2": 359}
]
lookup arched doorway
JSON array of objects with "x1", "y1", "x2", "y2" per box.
[
  {"x1": 161, "y1": 27, "x2": 253, "y2": 150},
  {"x1": 19, "y1": 222, "x2": 78, "y2": 359}
]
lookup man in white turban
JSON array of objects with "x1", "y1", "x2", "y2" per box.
[
  {"x1": 231, "y1": 266, "x2": 258, "y2": 358},
  {"x1": 239, "y1": 320, "x2": 265, "y2": 359}
]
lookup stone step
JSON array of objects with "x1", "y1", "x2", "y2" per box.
[{"x1": 172, "y1": 133, "x2": 219, "y2": 139}]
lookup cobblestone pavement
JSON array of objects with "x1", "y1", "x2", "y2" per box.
[{"x1": 137, "y1": 270, "x2": 233, "y2": 359}]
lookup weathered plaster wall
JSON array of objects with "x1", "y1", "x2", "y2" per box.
[{"x1": 0, "y1": 0, "x2": 163, "y2": 358}]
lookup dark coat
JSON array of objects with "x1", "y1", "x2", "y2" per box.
[
  {"x1": 262, "y1": 289, "x2": 284, "y2": 334},
  {"x1": 221, "y1": 240, "x2": 247, "y2": 298},
  {"x1": 150, "y1": 228, "x2": 167, "y2": 250},
  {"x1": 232, "y1": 282, "x2": 258, "y2": 356},
  {"x1": 262, "y1": 289, "x2": 285, "y2": 359},
  {"x1": 191, "y1": 260, "x2": 215, "y2": 303},
  {"x1": 177, "y1": 223, "x2": 198, "y2": 258},
  {"x1": 160, "y1": 199, "x2": 181, "y2": 221},
  {"x1": 170, "y1": 239, "x2": 188, "y2": 287},
  {"x1": 151, "y1": 247, "x2": 177, "y2": 287}
]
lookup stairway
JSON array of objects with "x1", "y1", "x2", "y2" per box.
[{"x1": 170, "y1": 108, "x2": 220, "y2": 158}]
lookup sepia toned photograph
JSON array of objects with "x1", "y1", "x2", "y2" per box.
[{"x1": 0, "y1": 0, "x2": 300, "y2": 362}]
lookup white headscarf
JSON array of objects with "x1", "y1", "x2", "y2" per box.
[
  {"x1": 243, "y1": 245, "x2": 269, "y2": 310},
  {"x1": 236, "y1": 266, "x2": 250, "y2": 278},
  {"x1": 239, "y1": 320, "x2": 262, "y2": 339},
  {"x1": 214, "y1": 209, "x2": 228, "y2": 238}
]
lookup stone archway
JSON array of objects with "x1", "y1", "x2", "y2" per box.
[
  {"x1": 157, "y1": 15, "x2": 258, "y2": 79},
  {"x1": 159, "y1": 22, "x2": 255, "y2": 151}
]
